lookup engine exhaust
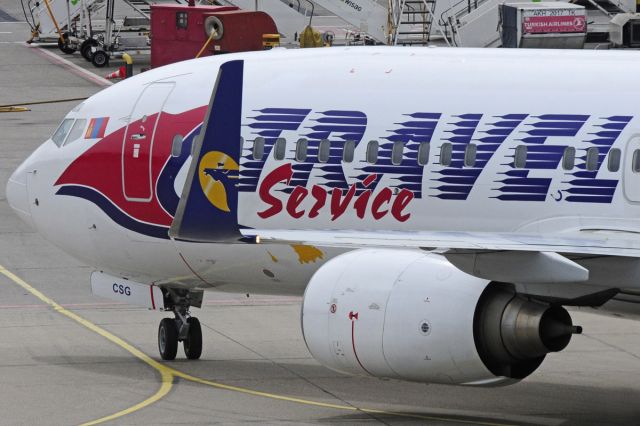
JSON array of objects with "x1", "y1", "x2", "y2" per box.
[{"x1": 474, "y1": 284, "x2": 582, "y2": 379}]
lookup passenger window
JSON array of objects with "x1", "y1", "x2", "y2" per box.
[
  {"x1": 633, "y1": 149, "x2": 640, "y2": 173},
  {"x1": 417, "y1": 142, "x2": 430, "y2": 166},
  {"x1": 440, "y1": 142, "x2": 452, "y2": 166},
  {"x1": 608, "y1": 148, "x2": 621, "y2": 172},
  {"x1": 52, "y1": 118, "x2": 74, "y2": 147},
  {"x1": 514, "y1": 145, "x2": 527, "y2": 169},
  {"x1": 586, "y1": 147, "x2": 599, "y2": 171},
  {"x1": 252, "y1": 137, "x2": 265, "y2": 160},
  {"x1": 464, "y1": 144, "x2": 477, "y2": 167},
  {"x1": 171, "y1": 134, "x2": 184, "y2": 157},
  {"x1": 391, "y1": 141, "x2": 404, "y2": 165},
  {"x1": 64, "y1": 119, "x2": 87, "y2": 146},
  {"x1": 295, "y1": 138, "x2": 308, "y2": 162},
  {"x1": 318, "y1": 139, "x2": 330, "y2": 163},
  {"x1": 366, "y1": 140, "x2": 379, "y2": 164},
  {"x1": 273, "y1": 137, "x2": 286, "y2": 160},
  {"x1": 343, "y1": 140, "x2": 355, "y2": 163},
  {"x1": 562, "y1": 146, "x2": 575, "y2": 170}
]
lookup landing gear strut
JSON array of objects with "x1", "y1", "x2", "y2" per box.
[{"x1": 157, "y1": 289, "x2": 203, "y2": 360}]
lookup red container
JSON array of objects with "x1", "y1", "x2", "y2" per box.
[{"x1": 151, "y1": 4, "x2": 278, "y2": 68}]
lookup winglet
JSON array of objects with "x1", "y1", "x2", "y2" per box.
[{"x1": 169, "y1": 60, "x2": 244, "y2": 242}]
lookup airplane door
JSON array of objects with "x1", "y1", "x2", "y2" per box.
[
  {"x1": 122, "y1": 82, "x2": 175, "y2": 202},
  {"x1": 624, "y1": 137, "x2": 640, "y2": 202}
]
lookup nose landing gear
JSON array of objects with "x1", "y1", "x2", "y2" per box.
[{"x1": 157, "y1": 289, "x2": 203, "y2": 360}]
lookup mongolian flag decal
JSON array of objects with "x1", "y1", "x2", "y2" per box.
[{"x1": 85, "y1": 117, "x2": 109, "y2": 139}]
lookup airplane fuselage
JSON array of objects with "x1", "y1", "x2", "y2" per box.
[{"x1": 9, "y1": 47, "x2": 640, "y2": 312}]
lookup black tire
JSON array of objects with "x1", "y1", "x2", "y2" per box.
[
  {"x1": 91, "y1": 50, "x2": 109, "y2": 68},
  {"x1": 58, "y1": 32, "x2": 76, "y2": 54},
  {"x1": 80, "y1": 38, "x2": 98, "y2": 61},
  {"x1": 158, "y1": 318, "x2": 178, "y2": 360},
  {"x1": 183, "y1": 317, "x2": 202, "y2": 360}
]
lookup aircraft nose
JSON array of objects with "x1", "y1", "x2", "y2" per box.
[{"x1": 6, "y1": 161, "x2": 35, "y2": 228}]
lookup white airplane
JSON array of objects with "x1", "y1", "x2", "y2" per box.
[{"x1": 7, "y1": 46, "x2": 640, "y2": 387}]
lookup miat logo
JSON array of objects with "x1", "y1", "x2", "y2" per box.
[{"x1": 198, "y1": 151, "x2": 239, "y2": 212}]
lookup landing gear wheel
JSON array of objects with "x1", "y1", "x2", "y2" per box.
[
  {"x1": 58, "y1": 32, "x2": 76, "y2": 54},
  {"x1": 158, "y1": 318, "x2": 178, "y2": 360},
  {"x1": 183, "y1": 317, "x2": 202, "y2": 360},
  {"x1": 80, "y1": 38, "x2": 98, "y2": 61},
  {"x1": 91, "y1": 50, "x2": 109, "y2": 67}
]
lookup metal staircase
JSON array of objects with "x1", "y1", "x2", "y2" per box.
[
  {"x1": 124, "y1": 0, "x2": 187, "y2": 20},
  {"x1": 28, "y1": 0, "x2": 190, "y2": 42},
  {"x1": 27, "y1": 0, "x2": 106, "y2": 38},
  {"x1": 222, "y1": 0, "x2": 448, "y2": 46},
  {"x1": 125, "y1": 0, "x2": 154, "y2": 19},
  {"x1": 437, "y1": 0, "x2": 492, "y2": 46},
  {"x1": 390, "y1": 0, "x2": 437, "y2": 45}
]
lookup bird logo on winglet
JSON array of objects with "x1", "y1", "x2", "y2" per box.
[{"x1": 198, "y1": 151, "x2": 239, "y2": 212}]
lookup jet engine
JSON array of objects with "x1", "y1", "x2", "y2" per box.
[{"x1": 301, "y1": 249, "x2": 581, "y2": 386}]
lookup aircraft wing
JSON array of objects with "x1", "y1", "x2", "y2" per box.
[
  {"x1": 242, "y1": 228, "x2": 640, "y2": 284},
  {"x1": 242, "y1": 228, "x2": 640, "y2": 257}
]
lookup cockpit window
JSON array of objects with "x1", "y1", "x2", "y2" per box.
[
  {"x1": 64, "y1": 119, "x2": 87, "y2": 146},
  {"x1": 52, "y1": 119, "x2": 74, "y2": 147}
]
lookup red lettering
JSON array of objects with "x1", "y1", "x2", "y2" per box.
[
  {"x1": 353, "y1": 174, "x2": 377, "y2": 219},
  {"x1": 371, "y1": 187, "x2": 392, "y2": 220},
  {"x1": 257, "y1": 164, "x2": 414, "y2": 222},
  {"x1": 330, "y1": 185, "x2": 356, "y2": 221},
  {"x1": 362, "y1": 174, "x2": 377, "y2": 187},
  {"x1": 258, "y1": 164, "x2": 293, "y2": 219},
  {"x1": 354, "y1": 189, "x2": 372, "y2": 219},
  {"x1": 391, "y1": 189, "x2": 414, "y2": 222},
  {"x1": 309, "y1": 185, "x2": 326, "y2": 218},
  {"x1": 286, "y1": 186, "x2": 308, "y2": 219}
]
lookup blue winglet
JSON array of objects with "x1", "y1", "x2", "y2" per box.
[{"x1": 170, "y1": 60, "x2": 244, "y2": 242}]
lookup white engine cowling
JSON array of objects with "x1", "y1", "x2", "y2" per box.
[{"x1": 302, "y1": 249, "x2": 579, "y2": 386}]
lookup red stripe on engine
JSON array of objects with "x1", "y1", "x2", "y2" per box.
[
  {"x1": 150, "y1": 284, "x2": 156, "y2": 310},
  {"x1": 351, "y1": 320, "x2": 373, "y2": 376}
]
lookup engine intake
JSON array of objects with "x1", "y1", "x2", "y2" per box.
[{"x1": 301, "y1": 249, "x2": 580, "y2": 386}]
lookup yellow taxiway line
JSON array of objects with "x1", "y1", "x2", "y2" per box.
[
  {"x1": 0, "y1": 264, "x2": 514, "y2": 426},
  {"x1": 0, "y1": 265, "x2": 173, "y2": 425},
  {"x1": 0, "y1": 106, "x2": 30, "y2": 113}
]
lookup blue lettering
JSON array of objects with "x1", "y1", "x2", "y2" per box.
[{"x1": 113, "y1": 283, "x2": 131, "y2": 296}]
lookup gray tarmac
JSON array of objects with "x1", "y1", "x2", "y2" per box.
[{"x1": 1, "y1": 4, "x2": 640, "y2": 425}]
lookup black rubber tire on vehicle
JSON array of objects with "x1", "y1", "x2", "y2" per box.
[
  {"x1": 58, "y1": 32, "x2": 76, "y2": 54},
  {"x1": 158, "y1": 318, "x2": 178, "y2": 360},
  {"x1": 80, "y1": 38, "x2": 98, "y2": 61},
  {"x1": 183, "y1": 317, "x2": 202, "y2": 360},
  {"x1": 91, "y1": 50, "x2": 109, "y2": 68}
]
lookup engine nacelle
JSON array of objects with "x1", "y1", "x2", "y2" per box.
[{"x1": 302, "y1": 249, "x2": 580, "y2": 386}]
